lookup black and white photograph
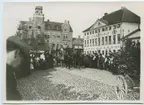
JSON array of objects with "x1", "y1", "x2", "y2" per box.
[{"x1": 3, "y1": 2, "x2": 143, "y2": 103}]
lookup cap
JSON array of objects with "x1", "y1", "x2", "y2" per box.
[{"x1": 7, "y1": 36, "x2": 30, "y2": 58}]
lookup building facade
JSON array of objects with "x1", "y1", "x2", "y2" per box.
[
  {"x1": 83, "y1": 7, "x2": 140, "y2": 55},
  {"x1": 17, "y1": 6, "x2": 73, "y2": 51},
  {"x1": 72, "y1": 36, "x2": 84, "y2": 50}
]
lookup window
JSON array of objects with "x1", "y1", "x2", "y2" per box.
[
  {"x1": 92, "y1": 31, "x2": 94, "y2": 34},
  {"x1": 87, "y1": 32, "x2": 89, "y2": 35},
  {"x1": 102, "y1": 37, "x2": 104, "y2": 45},
  {"x1": 102, "y1": 28, "x2": 105, "y2": 31},
  {"x1": 87, "y1": 40, "x2": 89, "y2": 46},
  {"x1": 90, "y1": 32, "x2": 91, "y2": 34},
  {"x1": 85, "y1": 40, "x2": 86, "y2": 47},
  {"x1": 95, "y1": 30, "x2": 97, "y2": 33},
  {"x1": 117, "y1": 24, "x2": 120, "y2": 28},
  {"x1": 102, "y1": 50, "x2": 104, "y2": 55},
  {"x1": 109, "y1": 50, "x2": 111, "y2": 53},
  {"x1": 29, "y1": 26, "x2": 32, "y2": 29},
  {"x1": 98, "y1": 38, "x2": 100, "y2": 45},
  {"x1": 113, "y1": 50, "x2": 116, "y2": 53},
  {"x1": 38, "y1": 26, "x2": 41, "y2": 29},
  {"x1": 113, "y1": 25, "x2": 116, "y2": 29},
  {"x1": 92, "y1": 39, "x2": 94, "y2": 46},
  {"x1": 105, "y1": 36, "x2": 107, "y2": 44},
  {"x1": 98, "y1": 50, "x2": 100, "y2": 54},
  {"x1": 95, "y1": 38, "x2": 97, "y2": 46},
  {"x1": 90, "y1": 39, "x2": 91, "y2": 46},
  {"x1": 117, "y1": 34, "x2": 121, "y2": 44},
  {"x1": 109, "y1": 26, "x2": 111, "y2": 30},
  {"x1": 113, "y1": 30, "x2": 116, "y2": 34},
  {"x1": 113, "y1": 35, "x2": 116, "y2": 44},
  {"x1": 57, "y1": 36, "x2": 60, "y2": 38},
  {"x1": 106, "y1": 50, "x2": 108, "y2": 55},
  {"x1": 109, "y1": 36, "x2": 111, "y2": 44},
  {"x1": 98, "y1": 29, "x2": 100, "y2": 33},
  {"x1": 85, "y1": 33, "x2": 86, "y2": 36}
]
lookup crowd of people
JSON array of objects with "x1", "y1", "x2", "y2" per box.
[
  {"x1": 29, "y1": 40, "x2": 140, "y2": 77},
  {"x1": 29, "y1": 48, "x2": 120, "y2": 74}
]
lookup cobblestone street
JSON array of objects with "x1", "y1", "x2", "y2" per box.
[{"x1": 17, "y1": 67, "x2": 139, "y2": 100}]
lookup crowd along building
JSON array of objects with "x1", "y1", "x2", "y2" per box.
[
  {"x1": 83, "y1": 7, "x2": 140, "y2": 55},
  {"x1": 16, "y1": 6, "x2": 73, "y2": 51}
]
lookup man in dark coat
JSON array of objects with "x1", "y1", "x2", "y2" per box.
[{"x1": 6, "y1": 36, "x2": 29, "y2": 100}]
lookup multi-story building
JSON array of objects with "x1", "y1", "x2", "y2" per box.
[
  {"x1": 17, "y1": 6, "x2": 73, "y2": 51},
  {"x1": 83, "y1": 7, "x2": 140, "y2": 55},
  {"x1": 72, "y1": 35, "x2": 84, "y2": 50}
]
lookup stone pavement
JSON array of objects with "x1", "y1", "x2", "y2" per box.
[{"x1": 17, "y1": 67, "x2": 139, "y2": 100}]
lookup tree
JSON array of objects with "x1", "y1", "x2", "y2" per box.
[{"x1": 113, "y1": 39, "x2": 140, "y2": 80}]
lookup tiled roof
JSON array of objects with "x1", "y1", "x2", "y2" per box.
[
  {"x1": 83, "y1": 7, "x2": 140, "y2": 32},
  {"x1": 19, "y1": 20, "x2": 73, "y2": 32},
  {"x1": 101, "y1": 7, "x2": 140, "y2": 25},
  {"x1": 45, "y1": 21, "x2": 73, "y2": 32}
]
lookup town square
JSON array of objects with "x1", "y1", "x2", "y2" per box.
[{"x1": 4, "y1": 2, "x2": 141, "y2": 101}]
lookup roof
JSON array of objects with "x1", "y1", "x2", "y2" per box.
[
  {"x1": 83, "y1": 7, "x2": 140, "y2": 32},
  {"x1": 45, "y1": 21, "x2": 73, "y2": 32},
  {"x1": 19, "y1": 20, "x2": 73, "y2": 32},
  {"x1": 121, "y1": 29, "x2": 140, "y2": 40}
]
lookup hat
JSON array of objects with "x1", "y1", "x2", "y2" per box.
[{"x1": 7, "y1": 36, "x2": 30, "y2": 58}]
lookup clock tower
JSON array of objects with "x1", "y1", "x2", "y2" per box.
[{"x1": 33, "y1": 6, "x2": 45, "y2": 38}]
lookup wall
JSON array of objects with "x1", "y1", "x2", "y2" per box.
[
  {"x1": 83, "y1": 23, "x2": 122, "y2": 55},
  {"x1": 121, "y1": 22, "x2": 139, "y2": 37}
]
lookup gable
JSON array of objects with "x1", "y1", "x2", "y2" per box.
[{"x1": 90, "y1": 19, "x2": 107, "y2": 30}]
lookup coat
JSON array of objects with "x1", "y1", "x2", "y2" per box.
[{"x1": 6, "y1": 64, "x2": 21, "y2": 100}]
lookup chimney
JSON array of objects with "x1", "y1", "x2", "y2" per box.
[{"x1": 104, "y1": 13, "x2": 108, "y2": 16}]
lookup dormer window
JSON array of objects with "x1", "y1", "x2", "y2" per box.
[{"x1": 117, "y1": 24, "x2": 120, "y2": 28}]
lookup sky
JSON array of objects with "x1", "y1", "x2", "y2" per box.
[{"x1": 3, "y1": 2, "x2": 144, "y2": 39}]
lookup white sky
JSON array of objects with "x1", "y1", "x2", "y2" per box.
[{"x1": 3, "y1": 2, "x2": 144, "y2": 39}]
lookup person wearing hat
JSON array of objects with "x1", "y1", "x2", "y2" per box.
[{"x1": 6, "y1": 36, "x2": 30, "y2": 100}]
